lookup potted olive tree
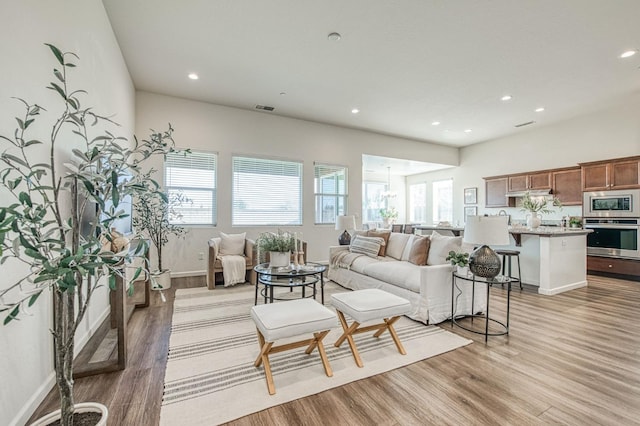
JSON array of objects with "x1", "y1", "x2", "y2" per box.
[
  {"x1": 0, "y1": 44, "x2": 186, "y2": 425},
  {"x1": 256, "y1": 230, "x2": 295, "y2": 267},
  {"x1": 132, "y1": 189, "x2": 189, "y2": 290}
]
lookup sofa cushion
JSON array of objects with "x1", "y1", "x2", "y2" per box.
[
  {"x1": 386, "y1": 232, "x2": 411, "y2": 260},
  {"x1": 367, "y1": 229, "x2": 390, "y2": 256},
  {"x1": 427, "y1": 230, "x2": 462, "y2": 265},
  {"x1": 349, "y1": 235, "x2": 384, "y2": 258},
  {"x1": 408, "y1": 235, "x2": 430, "y2": 266},
  {"x1": 219, "y1": 232, "x2": 246, "y2": 255},
  {"x1": 362, "y1": 261, "x2": 421, "y2": 293}
]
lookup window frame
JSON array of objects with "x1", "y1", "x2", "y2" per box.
[
  {"x1": 314, "y1": 162, "x2": 348, "y2": 225},
  {"x1": 164, "y1": 150, "x2": 218, "y2": 226}
]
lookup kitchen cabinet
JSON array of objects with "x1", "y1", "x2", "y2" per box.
[
  {"x1": 552, "y1": 167, "x2": 582, "y2": 206},
  {"x1": 485, "y1": 177, "x2": 515, "y2": 208},
  {"x1": 581, "y1": 156, "x2": 640, "y2": 191},
  {"x1": 508, "y1": 172, "x2": 551, "y2": 192},
  {"x1": 587, "y1": 256, "x2": 640, "y2": 278}
]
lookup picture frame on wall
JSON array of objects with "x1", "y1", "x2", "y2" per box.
[
  {"x1": 464, "y1": 187, "x2": 477, "y2": 204},
  {"x1": 464, "y1": 206, "x2": 477, "y2": 218}
]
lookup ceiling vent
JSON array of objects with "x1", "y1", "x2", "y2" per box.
[
  {"x1": 255, "y1": 104, "x2": 275, "y2": 111},
  {"x1": 515, "y1": 120, "x2": 535, "y2": 128}
]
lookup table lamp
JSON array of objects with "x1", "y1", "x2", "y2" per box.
[
  {"x1": 463, "y1": 215, "x2": 510, "y2": 279},
  {"x1": 335, "y1": 215, "x2": 356, "y2": 245}
]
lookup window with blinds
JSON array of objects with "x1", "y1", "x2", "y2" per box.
[
  {"x1": 232, "y1": 156, "x2": 302, "y2": 226},
  {"x1": 314, "y1": 163, "x2": 347, "y2": 224},
  {"x1": 409, "y1": 182, "x2": 427, "y2": 223},
  {"x1": 164, "y1": 151, "x2": 217, "y2": 225}
]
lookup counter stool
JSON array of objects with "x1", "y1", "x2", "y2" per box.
[
  {"x1": 495, "y1": 249, "x2": 523, "y2": 290},
  {"x1": 332, "y1": 289, "x2": 411, "y2": 367},
  {"x1": 250, "y1": 298, "x2": 337, "y2": 395}
]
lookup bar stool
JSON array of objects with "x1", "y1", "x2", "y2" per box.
[{"x1": 495, "y1": 249, "x2": 523, "y2": 290}]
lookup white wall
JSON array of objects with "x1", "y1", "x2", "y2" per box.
[
  {"x1": 408, "y1": 92, "x2": 640, "y2": 225},
  {"x1": 135, "y1": 91, "x2": 459, "y2": 271},
  {"x1": 0, "y1": 2, "x2": 135, "y2": 425}
]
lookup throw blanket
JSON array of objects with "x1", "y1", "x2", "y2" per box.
[
  {"x1": 330, "y1": 250, "x2": 365, "y2": 270},
  {"x1": 219, "y1": 255, "x2": 246, "y2": 287}
]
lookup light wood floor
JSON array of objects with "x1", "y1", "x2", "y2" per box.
[{"x1": 29, "y1": 275, "x2": 640, "y2": 425}]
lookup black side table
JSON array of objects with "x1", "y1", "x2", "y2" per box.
[{"x1": 451, "y1": 271, "x2": 513, "y2": 342}]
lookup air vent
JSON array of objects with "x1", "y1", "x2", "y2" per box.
[
  {"x1": 515, "y1": 120, "x2": 535, "y2": 128},
  {"x1": 255, "y1": 105, "x2": 275, "y2": 111}
]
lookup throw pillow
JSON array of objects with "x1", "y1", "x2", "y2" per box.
[
  {"x1": 349, "y1": 235, "x2": 384, "y2": 258},
  {"x1": 386, "y1": 232, "x2": 411, "y2": 260},
  {"x1": 408, "y1": 235, "x2": 431, "y2": 266},
  {"x1": 367, "y1": 229, "x2": 390, "y2": 256},
  {"x1": 219, "y1": 232, "x2": 246, "y2": 256},
  {"x1": 427, "y1": 230, "x2": 462, "y2": 265}
]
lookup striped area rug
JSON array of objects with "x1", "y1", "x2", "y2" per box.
[{"x1": 160, "y1": 282, "x2": 472, "y2": 425}]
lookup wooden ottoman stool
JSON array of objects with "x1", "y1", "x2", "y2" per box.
[
  {"x1": 250, "y1": 298, "x2": 337, "y2": 395},
  {"x1": 332, "y1": 289, "x2": 412, "y2": 368}
]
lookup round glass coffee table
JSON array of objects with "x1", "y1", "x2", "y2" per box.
[{"x1": 254, "y1": 263, "x2": 327, "y2": 305}]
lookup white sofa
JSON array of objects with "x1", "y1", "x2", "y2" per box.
[{"x1": 328, "y1": 231, "x2": 487, "y2": 324}]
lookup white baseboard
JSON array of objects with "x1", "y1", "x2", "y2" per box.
[
  {"x1": 171, "y1": 270, "x2": 206, "y2": 278},
  {"x1": 538, "y1": 280, "x2": 588, "y2": 295},
  {"x1": 9, "y1": 371, "x2": 56, "y2": 426}
]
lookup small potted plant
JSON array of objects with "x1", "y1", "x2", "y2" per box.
[
  {"x1": 521, "y1": 192, "x2": 562, "y2": 228},
  {"x1": 569, "y1": 216, "x2": 582, "y2": 228},
  {"x1": 446, "y1": 250, "x2": 470, "y2": 275},
  {"x1": 256, "y1": 230, "x2": 295, "y2": 267}
]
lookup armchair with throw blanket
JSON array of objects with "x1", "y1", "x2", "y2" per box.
[{"x1": 207, "y1": 232, "x2": 256, "y2": 289}]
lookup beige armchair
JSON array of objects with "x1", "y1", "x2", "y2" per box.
[{"x1": 207, "y1": 237, "x2": 256, "y2": 289}]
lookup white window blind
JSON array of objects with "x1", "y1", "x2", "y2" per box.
[
  {"x1": 164, "y1": 151, "x2": 217, "y2": 225},
  {"x1": 314, "y1": 163, "x2": 347, "y2": 224},
  {"x1": 232, "y1": 156, "x2": 302, "y2": 226},
  {"x1": 409, "y1": 183, "x2": 427, "y2": 223},
  {"x1": 433, "y1": 179, "x2": 453, "y2": 223}
]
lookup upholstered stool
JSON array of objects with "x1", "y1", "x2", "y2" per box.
[
  {"x1": 495, "y1": 249, "x2": 523, "y2": 290},
  {"x1": 332, "y1": 289, "x2": 411, "y2": 367},
  {"x1": 250, "y1": 298, "x2": 337, "y2": 395}
]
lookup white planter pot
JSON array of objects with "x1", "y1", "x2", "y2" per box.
[
  {"x1": 527, "y1": 212, "x2": 541, "y2": 229},
  {"x1": 151, "y1": 269, "x2": 171, "y2": 290},
  {"x1": 30, "y1": 402, "x2": 108, "y2": 426},
  {"x1": 269, "y1": 251, "x2": 290, "y2": 268},
  {"x1": 456, "y1": 265, "x2": 470, "y2": 276}
]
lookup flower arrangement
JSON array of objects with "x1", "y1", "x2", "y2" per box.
[
  {"x1": 446, "y1": 251, "x2": 469, "y2": 267},
  {"x1": 521, "y1": 191, "x2": 562, "y2": 215},
  {"x1": 257, "y1": 230, "x2": 295, "y2": 253},
  {"x1": 379, "y1": 207, "x2": 398, "y2": 221}
]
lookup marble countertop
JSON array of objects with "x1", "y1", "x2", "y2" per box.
[{"x1": 508, "y1": 226, "x2": 593, "y2": 236}]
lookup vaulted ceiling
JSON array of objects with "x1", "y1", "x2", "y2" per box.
[{"x1": 103, "y1": 0, "x2": 640, "y2": 147}]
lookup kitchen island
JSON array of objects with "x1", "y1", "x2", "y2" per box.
[{"x1": 504, "y1": 226, "x2": 593, "y2": 295}]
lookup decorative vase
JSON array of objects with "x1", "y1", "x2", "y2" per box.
[
  {"x1": 151, "y1": 269, "x2": 171, "y2": 290},
  {"x1": 469, "y1": 245, "x2": 501, "y2": 279},
  {"x1": 269, "y1": 251, "x2": 290, "y2": 268},
  {"x1": 30, "y1": 402, "x2": 108, "y2": 426},
  {"x1": 527, "y1": 212, "x2": 541, "y2": 229}
]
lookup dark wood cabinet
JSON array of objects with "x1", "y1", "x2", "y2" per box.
[
  {"x1": 508, "y1": 172, "x2": 551, "y2": 192},
  {"x1": 581, "y1": 157, "x2": 640, "y2": 191},
  {"x1": 587, "y1": 256, "x2": 640, "y2": 279},
  {"x1": 552, "y1": 167, "x2": 582, "y2": 206},
  {"x1": 485, "y1": 177, "x2": 515, "y2": 208}
]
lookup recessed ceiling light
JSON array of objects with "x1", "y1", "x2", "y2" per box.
[
  {"x1": 501, "y1": 95, "x2": 512, "y2": 101},
  {"x1": 464, "y1": 129, "x2": 472, "y2": 133},
  {"x1": 431, "y1": 121, "x2": 440, "y2": 126},
  {"x1": 351, "y1": 108, "x2": 359, "y2": 114},
  {"x1": 188, "y1": 73, "x2": 199, "y2": 80},
  {"x1": 535, "y1": 107, "x2": 545, "y2": 112},
  {"x1": 328, "y1": 32, "x2": 342, "y2": 41},
  {"x1": 620, "y1": 50, "x2": 637, "y2": 58}
]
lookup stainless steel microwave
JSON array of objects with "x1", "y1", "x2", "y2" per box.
[{"x1": 583, "y1": 189, "x2": 640, "y2": 218}]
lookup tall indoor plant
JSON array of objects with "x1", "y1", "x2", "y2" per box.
[
  {"x1": 132, "y1": 189, "x2": 188, "y2": 289},
  {"x1": 0, "y1": 44, "x2": 185, "y2": 425}
]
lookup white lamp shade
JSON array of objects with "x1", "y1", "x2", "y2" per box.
[
  {"x1": 463, "y1": 216, "x2": 510, "y2": 246},
  {"x1": 335, "y1": 215, "x2": 356, "y2": 231}
]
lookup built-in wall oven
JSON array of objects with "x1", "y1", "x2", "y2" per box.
[{"x1": 583, "y1": 189, "x2": 640, "y2": 260}]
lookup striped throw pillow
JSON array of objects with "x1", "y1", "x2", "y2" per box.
[{"x1": 349, "y1": 235, "x2": 384, "y2": 258}]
